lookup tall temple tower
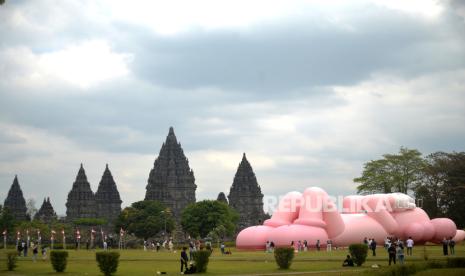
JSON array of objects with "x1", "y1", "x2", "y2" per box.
[
  {"x1": 228, "y1": 153, "x2": 265, "y2": 230},
  {"x1": 145, "y1": 127, "x2": 196, "y2": 220},
  {"x1": 95, "y1": 164, "x2": 122, "y2": 224},
  {"x1": 66, "y1": 164, "x2": 97, "y2": 221},
  {"x1": 34, "y1": 197, "x2": 57, "y2": 223},
  {"x1": 4, "y1": 175, "x2": 28, "y2": 221}
]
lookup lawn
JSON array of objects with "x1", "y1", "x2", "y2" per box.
[{"x1": 0, "y1": 245, "x2": 463, "y2": 275}]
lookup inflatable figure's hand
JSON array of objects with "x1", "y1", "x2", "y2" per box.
[{"x1": 389, "y1": 193, "x2": 416, "y2": 212}]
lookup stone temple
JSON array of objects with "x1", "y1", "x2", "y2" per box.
[
  {"x1": 145, "y1": 127, "x2": 196, "y2": 220},
  {"x1": 95, "y1": 164, "x2": 122, "y2": 224},
  {"x1": 34, "y1": 197, "x2": 57, "y2": 223},
  {"x1": 66, "y1": 164, "x2": 97, "y2": 221},
  {"x1": 65, "y1": 163, "x2": 122, "y2": 224},
  {"x1": 4, "y1": 175, "x2": 28, "y2": 221},
  {"x1": 228, "y1": 153, "x2": 266, "y2": 230}
]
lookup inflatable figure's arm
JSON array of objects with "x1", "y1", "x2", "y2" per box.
[
  {"x1": 364, "y1": 195, "x2": 398, "y2": 234},
  {"x1": 264, "y1": 191, "x2": 303, "y2": 227},
  {"x1": 322, "y1": 199, "x2": 345, "y2": 238}
]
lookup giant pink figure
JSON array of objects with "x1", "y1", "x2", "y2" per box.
[{"x1": 236, "y1": 187, "x2": 465, "y2": 249}]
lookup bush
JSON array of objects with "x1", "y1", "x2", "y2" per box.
[
  {"x1": 383, "y1": 263, "x2": 424, "y2": 276},
  {"x1": 96, "y1": 252, "x2": 120, "y2": 276},
  {"x1": 50, "y1": 250, "x2": 69, "y2": 272},
  {"x1": 348, "y1": 244, "x2": 368, "y2": 266},
  {"x1": 274, "y1": 247, "x2": 295, "y2": 269},
  {"x1": 192, "y1": 250, "x2": 212, "y2": 273},
  {"x1": 447, "y1": 257, "x2": 465, "y2": 268},
  {"x1": 426, "y1": 260, "x2": 445, "y2": 269},
  {"x1": 5, "y1": 250, "x2": 17, "y2": 271}
]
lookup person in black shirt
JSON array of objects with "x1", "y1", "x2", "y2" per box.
[
  {"x1": 181, "y1": 247, "x2": 189, "y2": 273},
  {"x1": 342, "y1": 255, "x2": 354, "y2": 267},
  {"x1": 370, "y1": 239, "x2": 377, "y2": 256},
  {"x1": 388, "y1": 244, "x2": 396, "y2": 265},
  {"x1": 442, "y1": 237, "x2": 449, "y2": 256}
]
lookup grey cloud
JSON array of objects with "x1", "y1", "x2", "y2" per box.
[{"x1": 121, "y1": 8, "x2": 465, "y2": 94}]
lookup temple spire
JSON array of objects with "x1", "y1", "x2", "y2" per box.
[
  {"x1": 4, "y1": 175, "x2": 28, "y2": 221},
  {"x1": 95, "y1": 164, "x2": 122, "y2": 225},
  {"x1": 66, "y1": 164, "x2": 97, "y2": 221},
  {"x1": 228, "y1": 153, "x2": 265, "y2": 230},
  {"x1": 34, "y1": 196, "x2": 57, "y2": 223},
  {"x1": 145, "y1": 127, "x2": 196, "y2": 220}
]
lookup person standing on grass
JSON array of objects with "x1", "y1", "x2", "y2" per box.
[
  {"x1": 168, "y1": 240, "x2": 174, "y2": 252},
  {"x1": 304, "y1": 240, "x2": 308, "y2": 251},
  {"x1": 449, "y1": 237, "x2": 455, "y2": 255},
  {"x1": 326, "y1": 239, "x2": 332, "y2": 252},
  {"x1": 388, "y1": 243, "x2": 396, "y2": 265},
  {"x1": 406, "y1": 237, "x2": 414, "y2": 256},
  {"x1": 316, "y1": 239, "x2": 320, "y2": 251},
  {"x1": 180, "y1": 247, "x2": 189, "y2": 273},
  {"x1": 442, "y1": 237, "x2": 449, "y2": 256},
  {"x1": 189, "y1": 241, "x2": 195, "y2": 259},
  {"x1": 23, "y1": 241, "x2": 28, "y2": 257},
  {"x1": 370, "y1": 238, "x2": 377, "y2": 256},
  {"x1": 396, "y1": 244, "x2": 405, "y2": 265},
  {"x1": 41, "y1": 246, "x2": 47, "y2": 261},
  {"x1": 32, "y1": 243, "x2": 38, "y2": 262}
]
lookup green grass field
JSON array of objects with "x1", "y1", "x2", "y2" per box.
[{"x1": 1, "y1": 245, "x2": 464, "y2": 275}]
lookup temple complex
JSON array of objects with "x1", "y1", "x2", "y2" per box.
[
  {"x1": 228, "y1": 153, "x2": 266, "y2": 230},
  {"x1": 145, "y1": 127, "x2": 197, "y2": 220},
  {"x1": 3, "y1": 175, "x2": 28, "y2": 221}
]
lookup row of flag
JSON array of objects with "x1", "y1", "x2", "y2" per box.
[{"x1": 2, "y1": 228, "x2": 126, "y2": 240}]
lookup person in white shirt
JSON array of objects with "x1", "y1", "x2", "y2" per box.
[{"x1": 406, "y1": 237, "x2": 414, "y2": 256}]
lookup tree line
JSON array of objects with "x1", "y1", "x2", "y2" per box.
[{"x1": 354, "y1": 147, "x2": 465, "y2": 228}]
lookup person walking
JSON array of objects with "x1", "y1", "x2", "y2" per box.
[
  {"x1": 406, "y1": 237, "x2": 414, "y2": 256},
  {"x1": 442, "y1": 237, "x2": 449, "y2": 256},
  {"x1": 449, "y1": 237, "x2": 455, "y2": 255},
  {"x1": 396, "y1": 244, "x2": 405, "y2": 265},
  {"x1": 180, "y1": 247, "x2": 189, "y2": 273},
  {"x1": 388, "y1": 243, "x2": 396, "y2": 265}
]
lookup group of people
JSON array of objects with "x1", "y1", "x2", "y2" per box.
[
  {"x1": 143, "y1": 239, "x2": 174, "y2": 252},
  {"x1": 16, "y1": 240, "x2": 47, "y2": 262},
  {"x1": 442, "y1": 237, "x2": 456, "y2": 256},
  {"x1": 265, "y1": 239, "x2": 335, "y2": 253}
]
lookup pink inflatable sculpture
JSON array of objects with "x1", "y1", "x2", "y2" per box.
[{"x1": 236, "y1": 187, "x2": 465, "y2": 249}]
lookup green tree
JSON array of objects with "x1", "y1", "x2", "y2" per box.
[
  {"x1": 414, "y1": 152, "x2": 450, "y2": 218},
  {"x1": 355, "y1": 147, "x2": 425, "y2": 194},
  {"x1": 414, "y1": 152, "x2": 465, "y2": 228},
  {"x1": 114, "y1": 200, "x2": 174, "y2": 239},
  {"x1": 181, "y1": 200, "x2": 238, "y2": 238},
  {"x1": 0, "y1": 205, "x2": 15, "y2": 237}
]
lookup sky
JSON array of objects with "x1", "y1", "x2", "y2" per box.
[{"x1": 1, "y1": 0, "x2": 465, "y2": 216}]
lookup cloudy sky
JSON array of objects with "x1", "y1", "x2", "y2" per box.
[{"x1": 1, "y1": 0, "x2": 465, "y2": 215}]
